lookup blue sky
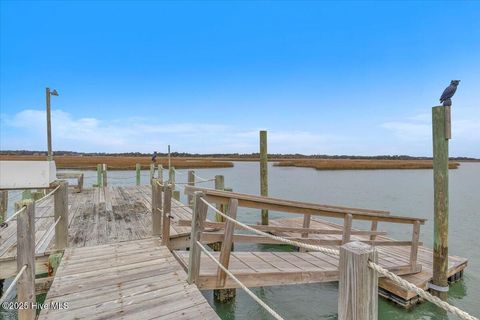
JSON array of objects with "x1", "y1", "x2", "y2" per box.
[{"x1": 1, "y1": 1, "x2": 479, "y2": 156}]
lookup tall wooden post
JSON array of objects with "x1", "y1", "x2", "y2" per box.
[
  {"x1": 54, "y1": 181, "x2": 69, "y2": 250},
  {"x1": 150, "y1": 163, "x2": 155, "y2": 182},
  {"x1": 338, "y1": 241, "x2": 378, "y2": 320},
  {"x1": 0, "y1": 191, "x2": 8, "y2": 223},
  {"x1": 187, "y1": 170, "x2": 195, "y2": 208},
  {"x1": 151, "y1": 179, "x2": 162, "y2": 236},
  {"x1": 136, "y1": 163, "x2": 141, "y2": 186},
  {"x1": 162, "y1": 185, "x2": 172, "y2": 246},
  {"x1": 432, "y1": 105, "x2": 450, "y2": 300},
  {"x1": 169, "y1": 166, "x2": 176, "y2": 189},
  {"x1": 158, "y1": 164, "x2": 164, "y2": 183},
  {"x1": 187, "y1": 191, "x2": 208, "y2": 284},
  {"x1": 102, "y1": 164, "x2": 108, "y2": 187},
  {"x1": 96, "y1": 164, "x2": 102, "y2": 187},
  {"x1": 260, "y1": 130, "x2": 269, "y2": 225},
  {"x1": 17, "y1": 200, "x2": 36, "y2": 320}
]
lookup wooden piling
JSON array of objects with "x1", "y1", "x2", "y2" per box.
[
  {"x1": 22, "y1": 190, "x2": 32, "y2": 200},
  {"x1": 0, "y1": 191, "x2": 7, "y2": 223},
  {"x1": 338, "y1": 241, "x2": 378, "y2": 320},
  {"x1": 187, "y1": 191, "x2": 208, "y2": 284},
  {"x1": 214, "y1": 198, "x2": 238, "y2": 302},
  {"x1": 214, "y1": 175, "x2": 225, "y2": 223},
  {"x1": 432, "y1": 105, "x2": 450, "y2": 300},
  {"x1": 102, "y1": 164, "x2": 108, "y2": 186},
  {"x1": 162, "y1": 185, "x2": 172, "y2": 247},
  {"x1": 150, "y1": 163, "x2": 155, "y2": 182},
  {"x1": 188, "y1": 170, "x2": 195, "y2": 208},
  {"x1": 17, "y1": 200, "x2": 36, "y2": 320},
  {"x1": 54, "y1": 181, "x2": 69, "y2": 250},
  {"x1": 260, "y1": 130, "x2": 269, "y2": 225},
  {"x1": 169, "y1": 166, "x2": 176, "y2": 189},
  {"x1": 136, "y1": 163, "x2": 141, "y2": 186},
  {"x1": 151, "y1": 179, "x2": 162, "y2": 236},
  {"x1": 96, "y1": 164, "x2": 102, "y2": 187},
  {"x1": 158, "y1": 164, "x2": 164, "y2": 184}
]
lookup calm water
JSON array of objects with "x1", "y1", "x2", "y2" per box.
[{"x1": 1, "y1": 162, "x2": 479, "y2": 319}]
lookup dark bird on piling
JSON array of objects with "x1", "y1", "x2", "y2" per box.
[
  {"x1": 439, "y1": 80, "x2": 460, "y2": 106},
  {"x1": 151, "y1": 151, "x2": 158, "y2": 163}
]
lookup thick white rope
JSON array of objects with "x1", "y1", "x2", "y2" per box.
[
  {"x1": 2, "y1": 206, "x2": 26, "y2": 224},
  {"x1": 369, "y1": 262, "x2": 478, "y2": 320},
  {"x1": 0, "y1": 264, "x2": 28, "y2": 305},
  {"x1": 200, "y1": 198, "x2": 340, "y2": 256},
  {"x1": 193, "y1": 173, "x2": 213, "y2": 182},
  {"x1": 36, "y1": 185, "x2": 61, "y2": 203},
  {"x1": 196, "y1": 240, "x2": 285, "y2": 320},
  {"x1": 200, "y1": 197, "x2": 478, "y2": 319}
]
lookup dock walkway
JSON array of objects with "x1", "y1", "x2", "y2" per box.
[{"x1": 38, "y1": 238, "x2": 219, "y2": 320}]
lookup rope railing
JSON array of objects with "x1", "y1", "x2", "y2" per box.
[
  {"x1": 0, "y1": 264, "x2": 27, "y2": 305},
  {"x1": 196, "y1": 240, "x2": 285, "y2": 320},
  {"x1": 368, "y1": 261, "x2": 478, "y2": 320},
  {"x1": 193, "y1": 173, "x2": 213, "y2": 182},
  {"x1": 175, "y1": 179, "x2": 215, "y2": 185},
  {"x1": 199, "y1": 196, "x2": 478, "y2": 320},
  {"x1": 1, "y1": 206, "x2": 26, "y2": 226}
]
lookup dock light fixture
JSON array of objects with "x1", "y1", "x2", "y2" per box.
[{"x1": 46, "y1": 87, "x2": 59, "y2": 160}]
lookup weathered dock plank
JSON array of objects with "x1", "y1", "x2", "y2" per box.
[
  {"x1": 38, "y1": 238, "x2": 219, "y2": 320},
  {"x1": 269, "y1": 216, "x2": 468, "y2": 305}
]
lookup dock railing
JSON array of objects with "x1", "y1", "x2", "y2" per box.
[
  {"x1": 183, "y1": 190, "x2": 478, "y2": 320},
  {"x1": 182, "y1": 185, "x2": 426, "y2": 274},
  {"x1": 0, "y1": 180, "x2": 68, "y2": 320}
]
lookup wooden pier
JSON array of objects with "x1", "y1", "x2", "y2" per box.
[{"x1": 0, "y1": 183, "x2": 470, "y2": 318}]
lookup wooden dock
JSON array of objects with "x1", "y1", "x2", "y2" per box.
[
  {"x1": 0, "y1": 184, "x2": 470, "y2": 318},
  {"x1": 269, "y1": 216, "x2": 468, "y2": 306},
  {"x1": 38, "y1": 238, "x2": 219, "y2": 320}
]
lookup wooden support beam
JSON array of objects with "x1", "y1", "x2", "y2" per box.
[
  {"x1": 370, "y1": 221, "x2": 378, "y2": 241},
  {"x1": 96, "y1": 164, "x2": 102, "y2": 187},
  {"x1": 259, "y1": 130, "x2": 268, "y2": 225},
  {"x1": 150, "y1": 163, "x2": 155, "y2": 182},
  {"x1": 299, "y1": 214, "x2": 311, "y2": 252},
  {"x1": 188, "y1": 170, "x2": 195, "y2": 208},
  {"x1": 183, "y1": 186, "x2": 424, "y2": 224},
  {"x1": 0, "y1": 190, "x2": 7, "y2": 223},
  {"x1": 54, "y1": 181, "x2": 68, "y2": 250},
  {"x1": 338, "y1": 241, "x2": 378, "y2": 320},
  {"x1": 169, "y1": 166, "x2": 176, "y2": 189},
  {"x1": 102, "y1": 164, "x2": 108, "y2": 187},
  {"x1": 410, "y1": 221, "x2": 421, "y2": 271},
  {"x1": 342, "y1": 214, "x2": 353, "y2": 244},
  {"x1": 136, "y1": 163, "x2": 141, "y2": 186},
  {"x1": 187, "y1": 192, "x2": 208, "y2": 284},
  {"x1": 162, "y1": 185, "x2": 172, "y2": 246},
  {"x1": 151, "y1": 179, "x2": 162, "y2": 236},
  {"x1": 432, "y1": 105, "x2": 450, "y2": 300},
  {"x1": 216, "y1": 199, "x2": 238, "y2": 287},
  {"x1": 17, "y1": 201, "x2": 36, "y2": 320},
  {"x1": 158, "y1": 164, "x2": 164, "y2": 184}
]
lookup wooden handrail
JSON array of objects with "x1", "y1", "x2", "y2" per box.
[
  {"x1": 177, "y1": 220, "x2": 388, "y2": 236},
  {"x1": 184, "y1": 186, "x2": 426, "y2": 225}
]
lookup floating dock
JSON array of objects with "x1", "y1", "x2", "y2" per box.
[{"x1": 0, "y1": 185, "x2": 469, "y2": 318}]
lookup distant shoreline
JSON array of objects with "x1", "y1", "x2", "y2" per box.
[{"x1": 0, "y1": 154, "x2": 471, "y2": 170}]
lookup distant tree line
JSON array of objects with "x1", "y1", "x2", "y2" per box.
[{"x1": 1, "y1": 150, "x2": 478, "y2": 161}]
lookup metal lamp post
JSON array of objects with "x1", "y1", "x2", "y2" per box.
[{"x1": 46, "y1": 87, "x2": 59, "y2": 160}]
